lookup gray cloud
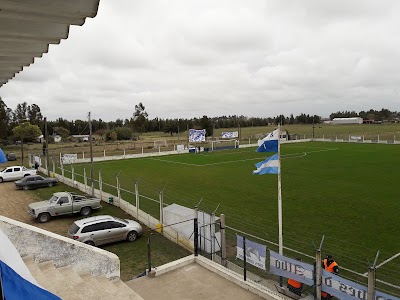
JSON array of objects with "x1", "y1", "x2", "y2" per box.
[{"x1": 1, "y1": 0, "x2": 399, "y2": 121}]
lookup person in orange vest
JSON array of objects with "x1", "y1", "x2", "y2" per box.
[
  {"x1": 287, "y1": 258, "x2": 303, "y2": 296},
  {"x1": 321, "y1": 254, "x2": 339, "y2": 300},
  {"x1": 287, "y1": 277, "x2": 303, "y2": 296}
]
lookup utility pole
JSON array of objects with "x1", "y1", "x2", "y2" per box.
[
  {"x1": 44, "y1": 117, "x2": 50, "y2": 176},
  {"x1": 88, "y1": 112, "x2": 94, "y2": 196},
  {"x1": 312, "y1": 117, "x2": 315, "y2": 140}
]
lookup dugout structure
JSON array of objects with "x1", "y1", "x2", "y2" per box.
[
  {"x1": 211, "y1": 139, "x2": 239, "y2": 151},
  {"x1": 163, "y1": 204, "x2": 221, "y2": 253}
]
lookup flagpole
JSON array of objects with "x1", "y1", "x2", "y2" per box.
[{"x1": 278, "y1": 124, "x2": 283, "y2": 256}]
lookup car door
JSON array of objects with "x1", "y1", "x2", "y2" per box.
[
  {"x1": 24, "y1": 177, "x2": 36, "y2": 188},
  {"x1": 3, "y1": 168, "x2": 14, "y2": 181},
  {"x1": 34, "y1": 176, "x2": 45, "y2": 188},
  {"x1": 56, "y1": 196, "x2": 72, "y2": 215},
  {"x1": 13, "y1": 167, "x2": 22, "y2": 180},
  {"x1": 104, "y1": 221, "x2": 127, "y2": 243},
  {"x1": 89, "y1": 222, "x2": 110, "y2": 246}
]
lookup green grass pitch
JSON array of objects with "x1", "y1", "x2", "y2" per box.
[{"x1": 66, "y1": 141, "x2": 400, "y2": 286}]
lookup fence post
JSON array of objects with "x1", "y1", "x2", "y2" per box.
[
  {"x1": 243, "y1": 236, "x2": 247, "y2": 281},
  {"x1": 367, "y1": 266, "x2": 376, "y2": 300},
  {"x1": 147, "y1": 234, "x2": 152, "y2": 275},
  {"x1": 71, "y1": 165, "x2": 75, "y2": 183},
  {"x1": 363, "y1": 135, "x2": 365, "y2": 143},
  {"x1": 194, "y1": 207, "x2": 199, "y2": 256},
  {"x1": 315, "y1": 249, "x2": 322, "y2": 300},
  {"x1": 159, "y1": 189, "x2": 164, "y2": 234},
  {"x1": 211, "y1": 212, "x2": 216, "y2": 261},
  {"x1": 103, "y1": 149, "x2": 106, "y2": 158},
  {"x1": 61, "y1": 163, "x2": 64, "y2": 180},
  {"x1": 135, "y1": 178, "x2": 141, "y2": 220},
  {"x1": 142, "y1": 147, "x2": 144, "y2": 155},
  {"x1": 99, "y1": 170, "x2": 103, "y2": 201},
  {"x1": 82, "y1": 151, "x2": 85, "y2": 160},
  {"x1": 220, "y1": 214, "x2": 227, "y2": 267},
  {"x1": 116, "y1": 175, "x2": 121, "y2": 207},
  {"x1": 378, "y1": 134, "x2": 380, "y2": 143},
  {"x1": 51, "y1": 158, "x2": 55, "y2": 175},
  {"x1": 123, "y1": 149, "x2": 126, "y2": 159},
  {"x1": 158, "y1": 145, "x2": 161, "y2": 154},
  {"x1": 83, "y1": 167, "x2": 87, "y2": 191},
  {"x1": 45, "y1": 157, "x2": 48, "y2": 172}
]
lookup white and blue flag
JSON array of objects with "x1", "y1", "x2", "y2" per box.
[
  {"x1": 0, "y1": 229, "x2": 60, "y2": 300},
  {"x1": 256, "y1": 129, "x2": 279, "y2": 152},
  {"x1": 253, "y1": 154, "x2": 279, "y2": 175},
  {"x1": 189, "y1": 129, "x2": 206, "y2": 142}
]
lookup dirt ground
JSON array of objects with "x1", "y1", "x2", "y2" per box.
[{"x1": 0, "y1": 182, "x2": 76, "y2": 236}]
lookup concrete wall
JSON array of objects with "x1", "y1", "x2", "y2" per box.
[{"x1": 0, "y1": 216, "x2": 120, "y2": 278}]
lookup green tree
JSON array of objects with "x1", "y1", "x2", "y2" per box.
[
  {"x1": 53, "y1": 126, "x2": 70, "y2": 138},
  {"x1": 0, "y1": 98, "x2": 12, "y2": 140},
  {"x1": 132, "y1": 102, "x2": 148, "y2": 134},
  {"x1": 199, "y1": 115, "x2": 213, "y2": 137},
  {"x1": 115, "y1": 127, "x2": 133, "y2": 140},
  {"x1": 12, "y1": 122, "x2": 42, "y2": 143},
  {"x1": 27, "y1": 103, "x2": 43, "y2": 126}
]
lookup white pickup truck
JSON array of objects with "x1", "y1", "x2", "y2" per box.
[
  {"x1": 0, "y1": 166, "x2": 37, "y2": 183},
  {"x1": 28, "y1": 191, "x2": 102, "y2": 223}
]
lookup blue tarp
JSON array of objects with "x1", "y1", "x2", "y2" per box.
[{"x1": 0, "y1": 148, "x2": 7, "y2": 163}]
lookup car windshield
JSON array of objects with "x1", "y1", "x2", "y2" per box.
[
  {"x1": 114, "y1": 217, "x2": 128, "y2": 224},
  {"x1": 48, "y1": 196, "x2": 59, "y2": 204}
]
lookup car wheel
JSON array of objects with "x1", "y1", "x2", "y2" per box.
[
  {"x1": 0, "y1": 177, "x2": 3, "y2": 183},
  {"x1": 38, "y1": 213, "x2": 50, "y2": 223},
  {"x1": 48, "y1": 182, "x2": 53, "y2": 187},
  {"x1": 127, "y1": 231, "x2": 138, "y2": 242},
  {"x1": 80, "y1": 207, "x2": 92, "y2": 216},
  {"x1": 84, "y1": 241, "x2": 95, "y2": 246},
  {"x1": 23, "y1": 185, "x2": 29, "y2": 190}
]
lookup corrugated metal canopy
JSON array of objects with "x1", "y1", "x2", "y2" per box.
[{"x1": 0, "y1": 0, "x2": 100, "y2": 87}]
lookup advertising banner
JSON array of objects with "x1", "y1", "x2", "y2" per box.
[
  {"x1": 236, "y1": 236, "x2": 266, "y2": 270},
  {"x1": 322, "y1": 270, "x2": 399, "y2": 300},
  {"x1": 61, "y1": 154, "x2": 77, "y2": 164},
  {"x1": 189, "y1": 129, "x2": 206, "y2": 142},
  {"x1": 222, "y1": 131, "x2": 238, "y2": 138},
  {"x1": 269, "y1": 250, "x2": 314, "y2": 286}
]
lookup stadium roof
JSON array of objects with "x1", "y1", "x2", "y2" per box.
[{"x1": 0, "y1": 0, "x2": 100, "y2": 87}]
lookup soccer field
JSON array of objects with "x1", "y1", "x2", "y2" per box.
[{"x1": 67, "y1": 141, "x2": 400, "y2": 289}]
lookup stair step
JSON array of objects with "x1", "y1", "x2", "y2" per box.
[
  {"x1": 57, "y1": 265, "x2": 84, "y2": 286},
  {"x1": 96, "y1": 277, "x2": 143, "y2": 300},
  {"x1": 79, "y1": 273, "x2": 115, "y2": 299},
  {"x1": 112, "y1": 279, "x2": 144, "y2": 300}
]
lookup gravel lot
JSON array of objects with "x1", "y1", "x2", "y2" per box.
[{"x1": 0, "y1": 182, "x2": 76, "y2": 236}]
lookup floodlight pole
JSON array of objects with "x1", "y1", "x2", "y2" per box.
[{"x1": 44, "y1": 117, "x2": 50, "y2": 176}]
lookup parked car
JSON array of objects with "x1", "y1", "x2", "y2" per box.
[
  {"x1": 28, "y1": 191, "x2": 102, "y2": 223},
  {"x1": 15, "y1": 175, "x2": 58, "y2": 190},
  {"x1": 67, "y1": 215, "x2": 142, "y2": 246},
  {"x1": 0, "y1": 166, "x2": 37, "y2": 183},
  {"x1": 5, "y1": 153, "x2": 16, "y2": 161}
]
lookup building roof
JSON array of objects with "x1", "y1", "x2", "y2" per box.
[{"x1": 0, "y1": 0, "x2": 100, "y2": 87}]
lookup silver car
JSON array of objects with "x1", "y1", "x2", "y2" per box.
[{"x1": 67, "y1": 215, "x2": 142, "y2": 246}]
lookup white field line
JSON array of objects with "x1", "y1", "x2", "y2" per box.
[
  {"x1": 148, "y1": 148, "x2": 338, "y2": 167},
  {"x1": 362, "y1": 252, "x2": 400, "y2": 275}
]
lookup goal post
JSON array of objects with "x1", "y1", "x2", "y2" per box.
[{"x1": 211, "y1": 139, "x2": 239, "y2": 151}]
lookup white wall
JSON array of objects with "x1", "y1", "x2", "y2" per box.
[{"x1": 0, "y1": 216, "x2": 120, "y2": 278}]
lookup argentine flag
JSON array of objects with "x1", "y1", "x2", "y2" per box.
[
  {"x1": 0, "y1": 229, "x2": 60, "y2": 300},
  {"x1": 256, "y1": 129, "x2": 279, "y2": 152},
  {"x1": 253, "y1": 154, "x2": 279, "y2": 175}
]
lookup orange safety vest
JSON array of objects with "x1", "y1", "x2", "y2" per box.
[
  {"x1": 321, "y1": 291, "x2": 328, "y2": 298},
  {"x1": 323, "y1": 259, "x2": 338, "y2": 273},
  {"x1": 288, "y1": 278, "x2": 302, "y2": 288}
]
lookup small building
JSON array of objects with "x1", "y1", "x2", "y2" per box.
[
  {"x1": 53, "y1": 135, "x2": 62, "y2": 143},
  {"x1": 331, "y1": 117, "x2": 363, "y2": 125}
]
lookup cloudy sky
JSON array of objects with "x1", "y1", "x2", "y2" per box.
[{"x1": 1, "y1": 0, "x2": 399, "y2": 121}]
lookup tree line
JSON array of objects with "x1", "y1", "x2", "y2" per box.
[{"x1": 1, "y1": 98, "x2": 399, "y2": 143}]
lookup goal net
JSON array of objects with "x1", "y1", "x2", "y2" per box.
[
  {"x1": 211, "y1": 139, "x2": 239, "y2": 151},
  {"x1": 153, "y1": 140, "x2": 168, "y2": 148}
]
